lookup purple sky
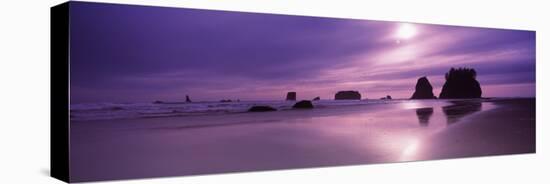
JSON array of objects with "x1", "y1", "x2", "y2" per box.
[{"x1": 69, "y1": 2, "x2": 535, "y2": 103}]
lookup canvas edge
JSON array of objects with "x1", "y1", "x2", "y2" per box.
[{"x1": 50, "y1": 1, "x2": 70, "y2": 183}]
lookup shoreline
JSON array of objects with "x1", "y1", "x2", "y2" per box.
[
  {"x1": 409, "y1": 98, "x2": 535, "y2": 161},
  {"x1": 69, "y1": 98, "x2": 535, "y2": 182},
  {"x1": 69, "y1": 97, "x2": 533, "y2": 122}
]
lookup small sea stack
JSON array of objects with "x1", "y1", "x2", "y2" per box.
[
  {"x1": 248, "y1": 106, "x2": 277, "y2": 112},
  {"x1": 312, "y1": 96, "x2": 321, "y2": 101},
  {"x1": 292, "y1": 100, "x2": 314, "y2": 109},
  {"x1": 335, "y1": 91, "x2": 361, "y2": 100},
  {"x1": 439, "y1": 68, "x2": 482, "y2": 99},
  {"x1": 411, "y1": 77, "x2": 437, "y2": 99},
  {"x1": 381, "y1": 95, "x2": 392, "y2": 100},
  {"x1": 185, "y1": 95, "x2": 192, "y2": 102},
  {"x1": 286, "y1": 92, "x2": 297, "y2": 101}
]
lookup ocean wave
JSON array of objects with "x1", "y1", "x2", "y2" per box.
[{"x1": 69, "y1": 99, "x2": 416, "y2": 121}]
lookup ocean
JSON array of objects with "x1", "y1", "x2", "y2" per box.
[{"x1": 69, "y1": 99, "x2": 449, "y2": 121}]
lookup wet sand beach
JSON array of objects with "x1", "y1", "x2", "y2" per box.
[
  {"x1": 70, "y1": 98, "x2": 535, "y2": 182},
  {"x1": 410, "y1": 98, "x2": 535, "y2": 160}
]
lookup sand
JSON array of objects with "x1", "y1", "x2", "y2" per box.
[
  {"x1": 69, "y1": 98, "x2": 535, "y2": 182},
  {"x1": 410, "y1": 99, "x2": 535, "y2": 160}
]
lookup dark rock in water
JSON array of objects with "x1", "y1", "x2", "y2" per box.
[
  {"x1": 381, "y1": 95, "x2": 392, "y2": 100},
  {"x1": 220, "y1": 99, "x2": 232, "y2": 103},
  {"x1": 335, "y1": 91, "x2": 361, "y2": 100},
  {"x1": 411, "y1": 77, "x2": 437, "y2": 99},
  {"x1": 153, "y1": 100, "x2": 163, "y2": 104},
  {"x1": 185, "y1": 95, "x2": 192, "y2": 102},
  {"x1": 292, "y1": 100, "x2": 314, "y2": 109},
  {"x1": 312, "y1": 96, "x2": 321, "y2": 101},
  {"x1": 248, "y1": 106, "x2": 277, "y2": 112},
  {"x1": 439, "y1": 68, "x2": 482, "y2": 99},
  {"x1": 286, "y1": 92, "x2": 297, "y2": 101}
]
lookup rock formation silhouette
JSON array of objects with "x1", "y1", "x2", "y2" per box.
[
  {"x1": 248, "y1": 106, "x2": 277, "y2": 112},
  {"x1": 185, "y1": 95, "x2": 192, "y2": 102},
  {"x1": 381, "y1": 95, "x2": 392, "y2": 100},
  {"x1": 335, "y1": 91, "x2": 361, "y2": 100},
  {"x1": 312, "y1": 96, "x2": 321, "y2": 101},
  {"x1": 286, "y1": 92, "x2": 296, "y2": 101},
  {"x1": 292, "y1": 100, "x2": 314, "y2": 109},
  {"x1": 411, "y1": 77, "x2": 436, "y2": 99},
  {"x1": 439, "y1": 68, "x2": 482, "y2": 99}
]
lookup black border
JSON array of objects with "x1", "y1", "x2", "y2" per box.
[{"x1": 51, "y1": 2, "x2": 70, "y2": 183}]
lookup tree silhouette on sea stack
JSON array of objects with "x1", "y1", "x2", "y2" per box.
[{"x1": 439, "y1": 67, "x2": 482, "y2": 99}]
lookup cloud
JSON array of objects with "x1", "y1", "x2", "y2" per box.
[{"x1": 69, "y1": 2, "x2": 536, "y2": 103}]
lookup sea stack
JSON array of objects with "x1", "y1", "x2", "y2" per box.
[
  {"x1": 381, "y1": 95, "x2": 392, "y2": 100},
  {"x1": 335, "y1": 91, "x2": 361, "y2": 100},
  {"x1": 312, "y1": 96, "x2": 321, "y2": 101},
  {"x1": 286, "y1": 92, "x2": 297, "y2": 101},
  {"x1": 292, "y1": 100, "x2": 314, "y2": 109},
  {"x1": 411, "y1": 77, "x2": 437, "y2": 99},
  {"x1": 439, "y1": 68, "x2": 482, "y2": 99},
  {"x1": 185, "y1": 95, "x2": 192, "y2": 102}
]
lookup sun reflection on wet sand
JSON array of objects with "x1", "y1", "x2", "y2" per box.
[
  {"x1": 299, "y1": 100, "x2": 455, "y2": 162},
  {"x1": 401, "y1": 139, "x2": 420, "y2": 161},
  {"x1": 401, "y1": 101, "x2": 423, "y2": 109},
  {"x1": 71, "y1": 99, "x2": 505, "y2": 181}
]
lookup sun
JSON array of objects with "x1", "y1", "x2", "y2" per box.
[{"x1": 395, "y1": 23, "x2": 417, "y2": 41}]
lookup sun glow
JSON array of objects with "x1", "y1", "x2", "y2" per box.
[
  {"x1": 400, "y1": 139, "x2": 420, "y2": 161},
  {"x1": 395, "y1": 23, "x2": 417, "y2": 41}
]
